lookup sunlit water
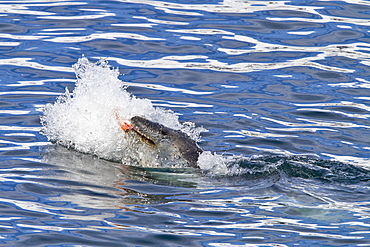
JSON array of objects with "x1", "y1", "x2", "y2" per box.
[{"x1": 1, "y1": 0, "x2": 370, "y2": 246}]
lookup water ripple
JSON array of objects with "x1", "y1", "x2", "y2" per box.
[
  {"x1": 47, "y1": 32, "x2": 164, "y2": 43},
  {"x1": 1, "y1": 0, "x2": 370, "y2": 245},
  {"x1": 0, "y1": 58, "x2": 72, "y2": 72}
]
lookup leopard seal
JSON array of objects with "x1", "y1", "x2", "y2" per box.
[{"x1": 120, "y1": 116, "x2": 202, "y2": 168}]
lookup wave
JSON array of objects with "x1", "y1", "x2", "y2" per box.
[
  {"x1": 40, "y1": 56, "x2": 204, "y2": 168},
  {"x1": 40, "y1": 58, "x2": 370, "y2": 183}
]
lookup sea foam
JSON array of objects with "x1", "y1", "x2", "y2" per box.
[
  {"x1": 41, "y1": 57, "x2": 245, "y2": 175},
  {"x1": 41, "y1": 57, "x2": 202, "y2": 166}
]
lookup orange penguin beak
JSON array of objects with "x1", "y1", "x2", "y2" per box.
[
  {"x1": 120, "y1": 122, "x2": 134, "y2": 131},
  {"x1": 114, "y1": 109, "x2": 134, "y2": 132}
]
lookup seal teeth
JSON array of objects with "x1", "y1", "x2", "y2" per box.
[{"x1": 132, "y1": 128, "x2": 155, "y2": 146}]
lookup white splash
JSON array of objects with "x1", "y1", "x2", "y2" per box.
[
  {"x1": 197, "y1": 151, "x2": 261, "y2": 176},
  {"x1": 40, "y1": 57, "x2": 243, "y2": 174},
  {"x1": 41, "y1": 57, "x2": 200, "y2": 166}
]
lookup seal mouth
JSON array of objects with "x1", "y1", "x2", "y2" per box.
[{"x1": 119, "y1": 121, "x2": 156, "y2": 146}]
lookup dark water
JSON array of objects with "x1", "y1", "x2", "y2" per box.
[{"x1": 1, "y1": 0, "x2": 370, "y2": 246}]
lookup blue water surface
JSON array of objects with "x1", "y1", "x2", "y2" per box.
[{"x1": 1, "y1": 0, "x2": 370, "y2": 246}]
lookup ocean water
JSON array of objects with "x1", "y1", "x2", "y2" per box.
[{"x1": 1, "y1": 0, "x2": 370, "y2": 246}]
